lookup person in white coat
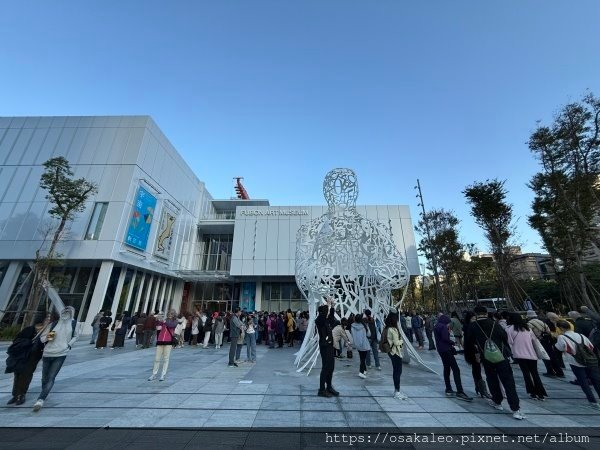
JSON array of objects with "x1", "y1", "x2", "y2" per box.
[{"x1": 350, "y1": 314, "x2": 371, "y2": 379}]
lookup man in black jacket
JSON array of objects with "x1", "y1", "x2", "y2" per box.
[
  {"x1": 364, "y1": 309, "x2": 381, "y2": 370},
  {"x1": 464, "y1": 306, "x2": 524, "y2": 420},
  {"x1": 316, "y1": 299, "x2": 338, "y2": 398}
]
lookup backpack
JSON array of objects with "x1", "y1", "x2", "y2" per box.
[
  {"x1": 564, "y1": 334, "x2": 599, "y2": 367},
  {"x1": 379, "y1": 326, "x2": 391, "y2": 353},
  {"x1": 476, "y1": 321, "x2": 505, "y2": 363}
]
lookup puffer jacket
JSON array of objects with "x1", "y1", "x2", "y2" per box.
[
  {"x1": 434, "y1": 315, "x2": 454, "y2": 353},
  {"x1": 350, "y1": 322, "x2": 371, "y2": 351}
]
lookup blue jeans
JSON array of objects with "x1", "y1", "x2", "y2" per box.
[
  {"x1": 90, "y1": 327, "x2": 99, "y2": 344},
  {"x1": 245, "y1": 332, "x2": 257, "y2": 361},
  {"x1": 236, "y1": 343, "x2": 243, "y2": 360},
  {"x1": 38, "y1": 356, "x2": 67, "y2": 401},
  {"x1": 571, "y1": 364, "x2": 600, "y2": 403},
  {"x1": 366, "y1": 340, "x2": 380, "y2": 368}
]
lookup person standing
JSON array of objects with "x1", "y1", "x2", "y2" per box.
[
  {"x1": 286, "y1": 309, "x2": 296, "y2": 347},
  {"x1": 214, "y1": 313, "x2": 225, "y2": 349},
  {"x1": 351, "y1": 314, "x2": 371, "y2": 379},
  {"x1": 202, "y1": 313, "x2": 213, "y2": 348},
  {"x1": 89, "y1": 311, "x2": 102, "y2": 344},
  {"x1": 148, "y1": 310, "x2": 178, "y2": 381},
  {"x1": 5, "y1": 315, "x2": 47, "y2": 406},
  {"x1": 111, "y1": 314, "x2": 127, "y2": 349},
  {"x1": 385, "y1": 309, "x2": 406, "y2": 400},
  {"x1": 135, "y1": 313, "x2": 146, "y2": 348},
  {"x1": 190, "y1": 314, "x2": 199, "y2": 346},
  {"x1": 526, "y1": 310, "x2": 563, "y2": 378},
  {"x1": 450, "y1": 312, "x2": 464, "y2": 352},
  {"x1": 298, "y1": 312, "x2": 308, "y2": 344},
  {"x1": 434, "y1": 314, "x2": 473, "y2": 401},
  {"x1": 316, "y1": 301, "x2": 338, "y2": 397},
  {"x1": 412, "y1": 311, "x2": 425, "y2": 349},
  {"x1": 174, "y1": 313, "x2": 186, "y2": 348},
  {"x1": 463, "y1": 311, "x2": 491, "y2": 399},
  {"x1": 364, "y1": 310, "x2": 381, "y2": 371},
  {"x1": 555, "y1": 320, "x2": 600, "y2": 410},
  {"x1": 143, "y1": 311, "x2": 156, "y2": 349},
  {"x1": 404, "y1": 312, "x2": 413, "y2": 343},
  {"x1": 95, "y1": 311, "x2": 112, "y2": 349},
  {"x1": 228, "y1": 308, "x2": 244, "y2": 367},
  {"x1": 465, "y1": 306, "x2": 524, "y2": 420},
  {"x1": 245, "y1": 314, "x2": 257, "y2": 362},
  {"x1": 425, "y1": 313, "x2": 436, "y2": 350},
  {"x1": 506, "y1": 313, "x2": 548, "y2": 401},
  {"x1": 32, "y1": 306, "x2": 79, "y2": 412}
]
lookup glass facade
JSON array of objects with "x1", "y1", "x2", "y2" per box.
[
  {"x1": 262, "y1": 282, "x2": 304, "y2": 313},
  {"x1": 199, "y1": 234, "x2": 233, "y2": 271},
  {"x1": 85, "y1": 202, "x2": 108, "y2": 240}
]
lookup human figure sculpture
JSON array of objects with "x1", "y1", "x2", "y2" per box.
[{"x1": 295, "y1": 168, "x2": 433, "y2": 373}]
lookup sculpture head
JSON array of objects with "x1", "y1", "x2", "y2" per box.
[{"x1": 323, "y1": 168, "x2": 358, "y2": 211}]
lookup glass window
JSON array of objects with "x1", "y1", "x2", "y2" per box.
[
  {"x1": 262, "y1": 284, "x2": 271, "y2": 302},
  {"x1": 85, "y1": 202, "x2": 108, "y2": 240},
  {"x1": 73, "y1": 267, "x2": 92, "y2": 293},
  {"x1": 282, "y1": 283, "x2": 292, "y2": 300},
  {"x1": 270, "y1": 283, "x2": 281, "y2": 300}
]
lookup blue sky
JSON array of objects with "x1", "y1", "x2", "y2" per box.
[{"x1": 2, "y1": 1, "x2": 599, "y2": 258}]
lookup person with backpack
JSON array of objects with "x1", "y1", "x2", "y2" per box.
[
  {"x1": 555, "y1": 319, "x2": 600, "y2": 411},
  {"x1": 464, "y1": 306, "x2": 524, "y2": 420},
  {"x1": 581, "y1": 306, "x2": 600, "y2": 352},
  {"x1": 364, "y1": 310, "x2": 381, "y2": 370},
  {"x1": 351, "y1": 314, "x2": 371, "y2": 379},
  {"x1": 32, "y1": 306, "x2": 79, "y2": 412},
  {"x1": 95, "y1": 310, "x2": 112, "y2": 349},
  {"x1": 380, "y1": 308, "x2": 406, "y2": 400},
  {"x1": 434, "y1": 314, "x2": 473, "y2": 401},
  {"x1": 526, "y1": 310, "x2": 563, "y2": 378},
  {"x1": 5, "y1": 314, "x2": 47, "y2": 406},
  {"x1": 506, "y1": 313, "x2": 548, "y2": 401}
]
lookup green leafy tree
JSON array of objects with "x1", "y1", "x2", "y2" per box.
[
  {"x1": 463, "y1": 179, "x2": 522, "y2": 310},
  {"x1": 528, "y1": 93, "x2": 600, "y2": 310},
  {"x1": 22, "y1": 157, "x2": 97, "y2": 327}
]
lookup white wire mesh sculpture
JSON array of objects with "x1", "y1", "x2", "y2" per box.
[{"x1": 294, "y1": 168, "x2": 434, "y2": 374}]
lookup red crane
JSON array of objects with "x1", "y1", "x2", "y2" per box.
[{"x1": 234, "y1": 177, "x2": 250, "y2": 199}]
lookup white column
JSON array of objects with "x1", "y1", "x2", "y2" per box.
[
  {"x1": 83, "y1": 261, "x2": 114, "y2": 334},
  {"x1": 110, "y1": 267, "x2": 127, "y2": 319},
  {"x1": 160, "y1": 279, "x2": 172, "y2": 313},
  {"x1": 0, "y1": 261, "x2": 24, "y2": 321},
  {"x1": 150, "y1": 276, "x2": 161, "y2": 313},
  {"x1": 142, "y1": 275, "x2": 155, "y2": 313},
  {"x1": 156, "y1": 277, "x2": 167, "y2": 312},
  {"x1": 132, "y1": 271, "x2": 146, "y2": 314},
  {"x1": 170, "y1": 280, "x2": 184, "y2": 312},
  {"x1": 254, "y1": 281, "x2": 262, "y2": 311},
  {"x1": 123, "y1": 270, "x2": 137, "y2": 313}
]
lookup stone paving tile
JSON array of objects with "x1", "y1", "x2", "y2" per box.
[
  {"x1": 344, "y1": 411, "x2": 395, "y2": 427},
  {"x1": 252, "y1": 410, "x2": 301, "y2": 427},
  {"x1": 301, "y1": 410, "x2": 347, "y2": 427},
  {"x1": 387, "y1": 412, "x2": 444, "y2": 427},
  {"x1": 374, "y1": 397, "x2": 426, "y2": 413},
  {"x1": 204, "y1": 409, "x2": 258, "y2": 427}
]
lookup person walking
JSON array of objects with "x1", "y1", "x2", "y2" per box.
[
  {"x1": 5, "y1": 315, "x2": 47, "y2": 406},
  {"x1": 555, "y1": 320, "x2": 600, "y2": 410},
  {"x1": 89, "y1": 311, "x2": 102, "y2": 344},
  {"x1": 465, "y1": 305, "x2": 524, "y2": 420},
  {"x1": 95, "y1": 311, "x2": 112, "y2": 349},
  {"x1": 351, "y1": 314, "x2": 371, "y2": 379},
  {"x1": 424, "y1": 313, "x2": 436, "y2": 350},
  {"x1": 32, "y1": 306, "x2": 78, "y2": 412},
  {"x1": 316, "y1": 301, "x2": 338, "y2": 397},
  {"x1": 463, "y1": 311, "x2": 491, "y2": 399},
  {"x1": 385, "y1": 309, "x2": 406, "y2": 400},
  {"x1": 228, "y1": 308, "x2": 244, "y2": 367},
  {"x1": 363, "y1": 310, "x2": 381, "y2": 370},
  {"x1": 148, "y1": 310, "x2": 178, "y2": 381},
  {"x1": 434, "y1": 314, "x2": 473, "y2": 401},
  {"x1": 214, "y1": 313, "x2": 225, "y2": 349}
]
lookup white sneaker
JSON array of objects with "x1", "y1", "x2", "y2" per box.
[
  {"x1": 487, "y1": 399, "x2": 503, "y2": 411},
  {"x1": 358, "y1": 372, "x2": 367, "y2": 379},
  {"x1": 512, "y1": 409, "x2": 525, "y2": 420},
  {"x1": 393, "y1": 391, "x2": 407, "y2": 400},
  {"x1": 376, "y1": 366, "x2": 382, "y2": 371},
  {"x1": 148, "y1": 374, "x2": 156, "y2": 381},
  {"x1": 159, "y1": 375, "x2": 165, "y2": 382},
  {"x1": 32, "y1": 399, "x2": 44, "y2": 412}
]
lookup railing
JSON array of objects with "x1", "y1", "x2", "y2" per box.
[{"x1": 200, "y1": 212, "x2": 236, "y2": 220}]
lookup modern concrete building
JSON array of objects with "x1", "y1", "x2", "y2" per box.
[{"x1": 0, "y1": 116, "x2": 419, "y2": 333}]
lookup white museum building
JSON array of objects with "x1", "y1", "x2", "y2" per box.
[{"x1": 0, "y1": 116, "x2": 419, "y2": 333}]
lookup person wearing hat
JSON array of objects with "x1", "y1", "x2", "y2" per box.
[
  {"x1": 526, "y1": 310, "x2": 563, "y2": 378},
  {"x1": 316, "y1": 299, "x2": 338, "y2": 398},
  {"x1": 364, "y1": 309, "x2": 381, "y2": 371}
]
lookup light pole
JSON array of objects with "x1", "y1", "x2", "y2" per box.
[{"x1": 415, "y1": 179, "x2": 444, "y2": 311}]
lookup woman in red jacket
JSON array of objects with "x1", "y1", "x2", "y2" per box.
[{"x1": 148, "y1": 310, "x2": 177, "y2": 382}]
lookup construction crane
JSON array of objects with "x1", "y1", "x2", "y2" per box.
[{"x1": 233, "y1": 177, "x2": 250, "y2": 199}]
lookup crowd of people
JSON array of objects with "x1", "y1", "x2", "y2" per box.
[{"x1": 4, "y1": 300, "x2": 600, "y2": 420}]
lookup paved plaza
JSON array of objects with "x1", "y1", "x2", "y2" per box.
[{"x1": 1, "y1": 335, "x2": 599, "y2": 431}]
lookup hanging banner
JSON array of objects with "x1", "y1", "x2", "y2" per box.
[
  {"x1": 240, "y1": 282, "x2": 256, "y2": 312},
  {"x1": 125, "y1": 186, "x2": 157, "y2": 251},
  {"x1": 154, "y1": 205, "x2": 177, "y2": 260}
]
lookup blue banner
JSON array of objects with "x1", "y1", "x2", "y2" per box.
[
  {"x1": 240, "y1": 282, "x2": 256, "y2": 312},
  {"x1": 125, "y1": 186, "x2": 157, "y2": 251}
]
